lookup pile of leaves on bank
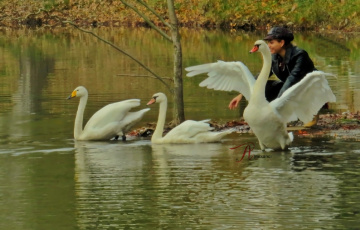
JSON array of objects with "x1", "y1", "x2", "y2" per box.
[{"x1": 129, "y1": 112, "x2": 360, "y2": 141}]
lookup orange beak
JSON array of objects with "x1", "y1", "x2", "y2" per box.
[
  {"x1": 250, "y1": 45, "x2": 259, "y2": 53},
  {"x1": 147, "y1": 98, "x2": 156, "y2": 105}
]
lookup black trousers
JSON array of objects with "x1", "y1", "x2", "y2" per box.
[{"x1": 265, "y1": 80, "x2": 284, "y2": 102}]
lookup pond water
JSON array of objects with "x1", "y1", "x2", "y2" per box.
[{"x1": 0, "y1": 28, "x2": 359, "y2": 229}]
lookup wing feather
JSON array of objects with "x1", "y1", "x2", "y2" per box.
[
  {"x1": 164, "y1": 120, "x2": 213, "y2": 140},
  {"x1": 84, "y1": 99, "x2": 141, "y2": 129},
  {"x1": 186, "y1": 61, "x2": 255, "y2": 100},
  {"x1": 270, "y1": 71, "x2": 336, "y2": 123}
]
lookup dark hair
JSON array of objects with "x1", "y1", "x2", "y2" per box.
[{"x1": 264, "y1": 27, "x2": 294, "y2": 45}]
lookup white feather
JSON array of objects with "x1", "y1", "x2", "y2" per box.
[
  {"x1": 270, "y1": 71, "x2": 336, "y2": 123},
  {"x1": 186, "y1": 61, "x2": 256, "y2": 100},
  {"x1": 148, "y1": 93, "x2": 233, "y2": 144},
  {"x1": 69, "y1": 86, "x2": 150, "y2": 141}
]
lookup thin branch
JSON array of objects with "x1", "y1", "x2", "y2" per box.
[
  {"x1": 20, "y1": 8, "x2": 174, "y2": 93},
  {"x1": 117, "y1": 74, "x2": 173, "y2": 81},
  {"x1": 136, "y1": 0, "x2": 172, "y2": 29},
  {"x1": 120, "y1": 0, "x2": 172, "y2": 42},
  {"x1": 117, "y1": 74, "x2": 151, "y2": 77},
  {"x1": 14, "y1": 8, "x2": 49, "y2": 22},
  {"x1": 62, "y1": 20, "x2": 173, "y2": 92},
  {"x1": 24, "y1": 8, "x2": 48, "y2": 19}
]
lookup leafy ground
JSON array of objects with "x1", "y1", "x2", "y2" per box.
[
  {"x1": 0, "y1": 0, "x2": 359, "y2": 32},
  {"x1": 297, "y1": 113, "x2": 360, "y2": 141}
]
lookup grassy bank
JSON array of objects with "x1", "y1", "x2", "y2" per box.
[{"x1": 0, "y1": 0, "x2": 359, "y2": 31}]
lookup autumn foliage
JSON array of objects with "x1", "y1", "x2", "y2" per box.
[{"x1": 0, "y1": 0, "x2": 359, "y2": 31}]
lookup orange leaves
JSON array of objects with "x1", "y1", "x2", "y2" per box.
[{"x1": 298, "y1": 130, "x2": 309, "y2": 135}]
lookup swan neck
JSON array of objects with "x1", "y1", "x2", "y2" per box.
[
  {"x1": 253, "y1": 49, "x2": 272, "y2": 101},
  {"x1": 74, "y1": 95, "x2": 87, "y2": 139},
  {"x1": 152, "y1": 99, "x2": 167, "y2": 142}
]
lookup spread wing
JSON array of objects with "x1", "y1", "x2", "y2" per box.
[
  {"x1": 270, "y1": 71, "x2": 336, "y2": 123},
  {"x1": 185, "y1": 61, "x2": 256, "y2": 100}
]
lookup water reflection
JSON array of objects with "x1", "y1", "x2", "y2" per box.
[
  {"x1": 1, "y1": 39, "x2": 55, "y2": 141},
  {"x1": 0, "y1": 150, "x2": 76, "y2": 230},
  {"x1": 74, "y1": 140, "x2": 155, "y2": 228},
  {"x1": 70, "y1": 137, "x2": 360, "y2": 229},
  {"x1": 16, "y1": 44, "x2": 54, "y2": 114},
  {"x1": 1, "y1": 28, "x2": 359, "y2": 125}
]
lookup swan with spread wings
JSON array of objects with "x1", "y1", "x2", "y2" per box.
[{"x1": 186, "y1": 40, "x2": 336, "y2": 150}]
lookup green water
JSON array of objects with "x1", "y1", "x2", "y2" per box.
[{"x1": 0, "y1": 28, "x2": 359, "y2": 229}]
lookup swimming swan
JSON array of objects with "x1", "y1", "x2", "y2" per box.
[
  {"x1": 67, "y1": 86, "x2": 150, "y2": 141},
  {"x1": 186, "y1": 40, "x2": 336, "y2": 150},
  {"x1": 147, "y1": 92, "x2": 233, "y2": 144}
]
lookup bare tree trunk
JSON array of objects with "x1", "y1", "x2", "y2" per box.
[{"x1": 167, "y1": 0, "x2": 185, "y2": 124}]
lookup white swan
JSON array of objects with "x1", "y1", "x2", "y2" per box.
[
  {"x1": 67, "y1": 86, "x2": 150, "y2": 141},
  {"x1": 147, "y1": 92, "x2": 233, "y2": 144},
  {"x1": 186, "y1": 40, "x2": 336, "y2": 150}
]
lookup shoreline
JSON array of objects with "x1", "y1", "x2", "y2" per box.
[{"x1": 130, "y1": 113, "x2": 360, "y2": 141}]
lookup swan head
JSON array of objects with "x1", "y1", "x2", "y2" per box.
[
  {"x1": 147, "y1": 92, "x2": 167, "y2": 105},
  {"x1": 67, "y1": 86, "x2": 88, "y2": 99},
  {"x1": 250, "y1": 40, "x2": 269, "y2": 53}
]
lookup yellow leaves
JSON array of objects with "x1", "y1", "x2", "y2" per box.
[
  {"x1": 291, "y1": 3, "x2": 298, "y2": 12},
  {"x1": 0, "y1": 0, "x2": 360, "y2": 31},
  {"x1": 234, "y1": 13, "x2": 241, "y2": 20},
  {"x1": 89, "y1": 2, "x2": 98, "y2": 11}
]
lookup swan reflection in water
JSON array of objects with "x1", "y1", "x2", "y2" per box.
[{"x1": 73, "y1": 139, "x2": 345, "y2": 228}]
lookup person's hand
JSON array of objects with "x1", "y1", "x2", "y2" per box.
[{"x1": 228, "y1": 94, "x2": 243, "y2": 110}]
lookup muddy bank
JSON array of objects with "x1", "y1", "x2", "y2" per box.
[{"x1": 130, "y1": 112, "x2": 360, "y2": 141}]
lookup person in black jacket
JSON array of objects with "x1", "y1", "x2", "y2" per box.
[{"x1": 229, "y1": 26, "x2": 319, "y2": 127}]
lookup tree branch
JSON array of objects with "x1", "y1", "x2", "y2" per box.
[
  {"x1": 117, "y1": 74, "x2": 173, "y2": 81},
  {"x1": 136, "y1": 0, "x2": 172, "y2": 29},
  {"x1": 20, "y1": 8, "x2": 174, "y2": 93},
  {"x1": 119, "y1": 0, "x2": 172, "y2": 42},
  {"x1": 62, "y1": 20, "x2": 173, "y2": 93}
]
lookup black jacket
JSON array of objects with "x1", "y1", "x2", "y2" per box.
[{"x1": 270, "y1": 45, "x2": 316, "y2": 97}]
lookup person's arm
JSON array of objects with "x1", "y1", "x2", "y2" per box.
[
  {"x1": 229, "y1": 68, "x2": 274, "y2": 109},
  {"x1": 228, "y1": 94, "x2": 243, "y2": 110},
  {"x1": 277, "y1": 52, "x2": 312, "y2": 97}
]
